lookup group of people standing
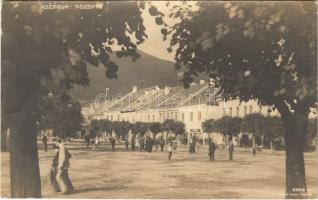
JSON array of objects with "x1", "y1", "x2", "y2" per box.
[
  {"x1": 208, "y1": 139, "x2": 235, "y2": 161},
  {"x1": 46, "y1": 134, "x2": 235, "y2": 194},
  {"x1": 83, "y1": 133, "x2": 166, "y2": 153}
]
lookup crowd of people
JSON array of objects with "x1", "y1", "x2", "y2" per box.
[
  {"x1": 43, "y1": 133, "x2": 236, "y2": 195},
  {"x1": 78, "y1": 133, "x2": 236, "y2": 162}
]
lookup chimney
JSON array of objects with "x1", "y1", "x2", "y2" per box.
[
  {"x1": 132, "y1": 85, "x2": 138, "y2": 93},
  {"x1": 200, "y1": 80, "x2": 206, "y2": 85},
  {"x1": 164, "y1": 86, "x2": 170, "y2": 95}
]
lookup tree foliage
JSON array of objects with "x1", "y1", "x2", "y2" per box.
[
  {"x1": 164, "y1": 3, "x2": 316, "y2": 196},
  {"x1": 241, "y1": 113, "x2": 267, "y2": 136},
  {"x1": 202, "y1": 114, "x2": 284, "y2": 140},
  {"x1": 164, "y1": 2, "x2": 316, "y2": 110},
  {"x1": 149, "y1": 122, "x2": 162, "y2": 135},
  {"x1": 1, "y1": 2, "x2": 163, "y2": 197},
  {"x1": 38, "y1": 94, "x2": 82, "y2": 138},
  {"x1": 202, "y1": 119, "x2": 216, "y2": 133},
  {"x1": 218, "y1": 116, "x2": 242, "y2": 137},
  {"x1": 112, "y1": 121, "x2": 131, "y2": 139},
  {"x1": 134, "y1": 121, "x2": 149, "y2": 135},
  {"x1": 162, "y1": 119, "x2": 185, "y2": 135}
]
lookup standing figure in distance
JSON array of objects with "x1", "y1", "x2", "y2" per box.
[
  {"x1": 131, "y1": 134, "x2": 136, "y2": 151},
  {"x1": 208, "y1": 138, "x2": 216, "y2": 161},
  {"x1": 167, "y1": 142, "x2": 173, "y2": 160},
  {"x1": 42, "y1": 133, "x2": 48, "y2": 152},
  {"x1": 229, "y1": 140, "x2": 235, "y2": 160},
  {"x1": 110, "y1": 136, "x2": 116, "y2": 151},
  {"x1": 55, "y1": 138, "x2": 74, "y2": 194},
  {"x1": 84, "y1": 133, "x2": 90, "y2": 149},
  {"x1": 50, "y1": 144, "x2": 60, "y2": 192}
]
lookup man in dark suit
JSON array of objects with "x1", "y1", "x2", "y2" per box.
[{"x1": 208, "y1": 138, "x2": 216, "y2": 161}]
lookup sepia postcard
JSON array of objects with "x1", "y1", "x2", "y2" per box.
[{"x1": 1, "y1": 1, "x2": 317, "y2": 199}]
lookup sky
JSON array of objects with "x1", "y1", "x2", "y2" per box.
[{"x1": 139, "y1": 2, "x2": 177, "y2": 62}]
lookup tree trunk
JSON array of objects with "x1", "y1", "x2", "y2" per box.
[
  {"x1": 1, "y1": 128, "x2": 9, "y2": 152},
  {"x1": 284, "y1": 112, "x2": 308, "y2": 198},
  {"x1": 9, "y1": 100, "x2": 41, "y2": 197},
  {"x1": 276, "y1": 102, "x2": 308, "y2": 199}
]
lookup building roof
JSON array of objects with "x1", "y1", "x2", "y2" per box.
[{"x1": 101, "y1": 83, "x2": 218, "y2": 113}]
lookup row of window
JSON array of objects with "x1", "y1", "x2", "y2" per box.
[
  {"x1": 104, "y1": 105, "x2": 265, "y2": 122},
  {"x1": 223, "y1": 105, "x2": 263, "y2": 117},
  {"x1": 159, "y1": 111, "x2": 202, "y2": 122},
  {"x1": 104, "y1": 111, "x2": 203, "y2": 123}
]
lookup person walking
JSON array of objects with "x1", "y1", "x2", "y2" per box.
[
  {"x1": 55, "y1": 138, "x2": 74, "y2": 194},
  {"x1": 148, "y1": 137, "x2": 154, "y2": 153},
  {"x1": 84, "y1": 134, "x2": 90, "y2": 149},
  {"x1": 189, "y1": 136, "x2": 196, "y2": 153},
  {"x1": 42, "y1": 133, "x2": 48, "y2": 152},
  {"x1": 125, "y1": 136, "x2": 129, "y2": 150},
  {"x1": 50, "y1": 144, "x2": 60, "y2": 192},
  {"x1": 110, "y1": 136, "x2": 116, "y2": 151},
  {"x1": 131, "y1": 134, "x2": 136, "y2": 151},
  {"x1": 229, "y1": 141, "x2": 234, "y2": 160},
  {"x1": 139, "y1": 137, "x2": 144, "y2": 151},
  {"x1": 92, "y1": 135, "x2": 99, "y2": 150},
  {"x1": 159, "y1": 137, "x2": 165, "y2": 152},
  {"x1": 167, "y1": 142, "x2": 173, "y2": 160},
  {"x1": 155, "y1": 138, "x2": 159, "y2": 151},
  {"x1": 208, "y1": 138, "x2": 216, "y2": 161}
]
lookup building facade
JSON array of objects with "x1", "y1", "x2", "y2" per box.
[{"x1": 83, "y1": 80, "x2": 316, "y2": 145}]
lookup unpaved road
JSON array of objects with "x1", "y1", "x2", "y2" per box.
[{"x1": 1, "y1": 142, "x2": 317, "y2": 198}]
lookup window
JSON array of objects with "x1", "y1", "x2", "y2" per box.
[
  {"x1": 167, "y1": 112, "x2": 170, "y2": 119},
  {"x1": 110, "y1": 115, "x2": 113, "y2": 121},
  {"x1": 244, "y1": 106, "x2": 247, "y2": 116},
  {"x1": 223, "y1": 108, "x2": 226, "y2": 116},
  {"x1": 148, "y1": 115, "x2": 150, "y2": 122},
  {"x1": 181, "y1": 113, "x2": 185, "y2": 121},
  {"x1": 133, "y1": 117, "x2": 135, "y2": 123},
  {"x1": 106, "y1": 115, "x2": 109, "y2": 120},
  {"x1": 153, "y1": 115, "x2": 155, "y2": 121},
  {"x1": 163, "y1": 113, "x2": 165, "y2": 120},
  {"x1": 190, "y1": 112, "x2": 193, "y2": 121},
  {"x1": 229, "y1": 107, "x2": 233, "y2": 116},
  {"x1": 117, "y1": 115, "x2": 120, "y2": 121},
  {"x1": 249, "y1": 105, "x2": 253, "y2": 113},
  {"x1": 198, "y1": 111, "x2": 202, "y2": 121},
  {"x1": 159, "y1": 113, "x2": 162, "y2": 121},
  {"x1": 171, "y1": 112, "x2": 174, "y2": 119},
  {"x1": 236, "y1": 107, "x2": 239, "y2": 116},
  {"x1": 175, "y1": 112, "x2": 178, "y2": 120}
]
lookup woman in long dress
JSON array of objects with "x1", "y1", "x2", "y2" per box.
[
  {"x1": 56, "y1": 139, "x2": 74, "y2": 194},
  {"x1": 50, "y1": 144, "x2": 60, "y2": 192}
]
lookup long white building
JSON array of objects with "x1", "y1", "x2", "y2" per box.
[
  {"x1": 84, "y1": 81, "x2": 287, "y2": 137},
  {"x1": 81, "y1": 80, "x2": 317, "y2": 147}
]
